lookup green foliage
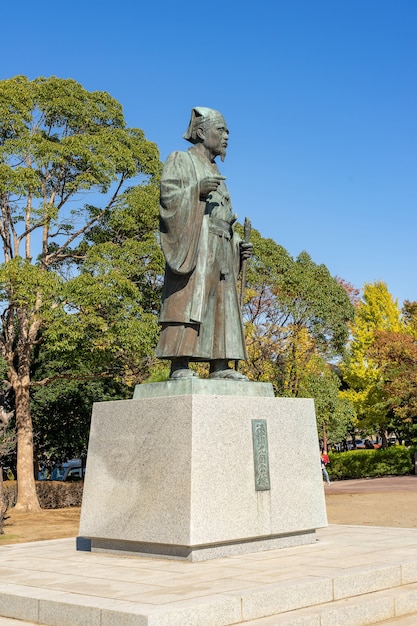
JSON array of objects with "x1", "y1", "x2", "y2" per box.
[
  {"x1": 0, "y1": 425, "x2": 15, "y2": 461},
  {"x1": 0, "y1": 257, "x2": 60, "y2": 307},
  {"x1": 342, "y1": 281, "x2": 404, "y2": 389},
  {"x1": 0, "y1": 75, "x2": 162, "y2": 508},
  {"x1": 368, "y1": 330, "x2": 417, "y2": 444},
  {"x1": 403, "y1": 300, "x2": 417, "y2": 339},
  {"x1": 0, "y1": 76, "x2": 159, "y2": 200},
  {"x1": 243, "y1": 229, "x2": 354, "y2": 395},
  {"x1": 0, "y1": 74, "x2": 162, "y2": 383},
  {"x1": 245, "y1": 229, "x2": 293, "y2": 286},
  {"x1": 143, "y1": 364, "x2": 170, "y2": 383},
  {"x1": 328, "y1": 446, "x2": 414, "y2": 480},
  {"x1": 30, "y1": 378, "x2": 131, "y2": 464},
  {"x1": 284, "y1": 251, "x2": 354, "y2": 357},
  {"x1": 43, "y1": 263, "x2": 160, "y2": 384},
  {"x1": 341, "y1": 281, "x2": 408, "y2": 438},
  {"x1": 298, "y1": 363, "x2": 354, "y2": 445}
]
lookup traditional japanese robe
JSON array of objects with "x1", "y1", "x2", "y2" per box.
[{"x1": 155, "y1": 146, "x2": 247, "y2": 361}]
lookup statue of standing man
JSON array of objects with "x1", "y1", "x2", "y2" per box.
[{"x1": 155, "y1": 107, "x2": 252, "y2": 380}]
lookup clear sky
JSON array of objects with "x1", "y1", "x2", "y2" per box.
[{"x1": 2, "y1": 0, "x2": 416, "y2": 305}]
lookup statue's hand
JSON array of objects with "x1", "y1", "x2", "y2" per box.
[
  {"x1": 199, "y1": 176, "x2": 226, "y2": 199},
  {"x1": 240, "y1": 241, "x2": 253, "y2": 261}
]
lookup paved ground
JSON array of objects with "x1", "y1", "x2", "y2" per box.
[
  {"x1": 324, "y1": 475, "x2": 417, "y2": 529},
  {"x1": 2, "y1": 525, "x2": 417, "y2": 625},
  {"x1": 1, "y1": 476, "x2": 417, "y2": 625},
  {"x1": 0, "y1": 613, "x2": 53, "y2": 625},
  {"x1": 328, "y1": 475, "x2": 417, "y2": 494}
]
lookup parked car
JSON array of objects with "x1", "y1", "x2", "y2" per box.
[
  {"x1": 347, "y1": 439, "x2": 381, "y2": 450},
  {"x1": 347, "y1": 439, "x2": 366, "y2": 450},
  {"x1": 42, "y1": 459, "x2": 86, "y2": 482}
]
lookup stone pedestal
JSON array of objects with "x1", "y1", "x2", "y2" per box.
[{"x1": 78, "y1": 380, "x2": 327, "y2": 561}]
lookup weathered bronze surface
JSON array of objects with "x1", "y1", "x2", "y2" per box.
[
  {"x1": 155, "y1": 107, "x2": 252, "y2": 380},
  {"x1": 251, "y1": 419, "x2": 271, "y2": 491}
]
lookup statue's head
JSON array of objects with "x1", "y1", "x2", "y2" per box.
[{"x1": 183, "y1": 107, "x2": 228, "y2": 161}]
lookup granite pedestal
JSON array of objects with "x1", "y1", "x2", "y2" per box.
[{"x1": 78, "y1": 380, "x2": 327, "y2": 561}]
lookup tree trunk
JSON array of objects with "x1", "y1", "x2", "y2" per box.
[
  {"x1": 0, "y1": 468, "x2": 5, "y2": 534},
  {"x1": 13, "y1": 378, "x2": 40, "y2": 512},
  {"x1": 322, "y1": 420, "x2": 328, "y2": 453},
  {"x1": 380, "y1": 430, "x2": 388, "y2": 449}
]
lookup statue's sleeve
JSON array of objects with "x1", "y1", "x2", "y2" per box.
[{"x1": 159, "y1": 151, "x2": 205, "y2": 275}]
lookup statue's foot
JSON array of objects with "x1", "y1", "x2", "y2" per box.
[
  {"x1": 170, "y1": 368, "x2": 198, "y2": 380},
  {"x1": 209, "y1": 368, "x2": 248, "y2": 381}
]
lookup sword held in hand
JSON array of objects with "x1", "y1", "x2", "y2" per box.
[
  {"x1": 240, "y1": 217, "x2": 252, "y2": 310},
  {"x1": 235, "y1": 217, "x2": 252, "y2": 371}
]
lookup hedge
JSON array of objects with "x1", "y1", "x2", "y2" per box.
[
  {"x1": 1, "y1": 447, "x2": 416, "y2": 509},
  {"x1": 327, "y1": 446, "x2": 415, "y2": 480},
  {"x1": 2, "y1": 481, "x2": 84, "y2": 510}
]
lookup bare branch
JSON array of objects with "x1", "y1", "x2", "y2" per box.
[
  {"x1": 32, "y1": 371, "x2": 114, "y2": 387},
  {"x1": 0, "y1": 407, "x2": 13, "y2": 428},
  {"x1": 42, "y1": 175, "x2": 126, "y2": 267},
  {"x1": 17, "y1": 218, "x2": 49, "y2": 243}
]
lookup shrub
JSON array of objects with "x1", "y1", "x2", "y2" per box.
[
  {"x1": 328, "y1": 446, "x2": 414, "y2": 480},
  {"x1": 36, "y1": 481, "x2": 84, "y2": 508},
  {"x1": 2, "y1": 481, "x2": 17, "y2": 509},
  {"x1": 2, "y1": 481, "x2": 83, "y2": 510}
]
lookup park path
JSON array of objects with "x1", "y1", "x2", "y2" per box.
[{"x1": 329, "y1": 475, "x2": 417, "y2": 494}]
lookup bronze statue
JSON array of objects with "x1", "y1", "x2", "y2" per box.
[{"x1": 155, "y1": 107, "x2": 252, "y2": 380}]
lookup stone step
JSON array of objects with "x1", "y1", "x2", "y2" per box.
[
  {"x1": 4, "y1": 585, "x2": 412, "y2": 626},
  {"x1": 238, "y1": 583, "x2": 417, "y2": 626},
  {"x1": 0, "y1": 617, "x2": 45, "y2": 626},
  {"x1": 374, "y1": 615, "x2": 417, "y2": 625},
  {"x1": 3, "y1": 526, "x2": 417, "y2": 626},
  {"x1": 2, "y1": 579, "x2": 417, "y2": 626}
]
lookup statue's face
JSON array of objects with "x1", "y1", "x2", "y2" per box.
[{"x1": 202, "y1": 116, "x2": 229, "y2": 161}]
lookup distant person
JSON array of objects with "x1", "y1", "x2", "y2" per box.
[{"x1": 321, "y1": 452, "x2": 331, "y2": 485}]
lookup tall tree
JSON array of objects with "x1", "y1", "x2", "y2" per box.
[
  {"x1": 369, "y1": 330, "x2": 417, "y2": 443},
  {"x1": 0, "y1": 76, "x2": 160, "y2": 510},
  {"x1": 340, "y1": 281, "x2": 405, "y2": 443},
  {"x1": 242, "y1": 230, "x2": 354, "y2": 395},
  {"x1": 336, "y1": 277, "x2": 361, "y2": 307},
  {"x1": 298, "y1": 360, "x2": 355, "y2": 450},
  {"x1": 403, "y1": 300, "x2": 417, "y2": 339}
]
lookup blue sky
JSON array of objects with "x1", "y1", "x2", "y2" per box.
[{"x1": 2, "y1": 0, "x2": 416, "y2": 305}]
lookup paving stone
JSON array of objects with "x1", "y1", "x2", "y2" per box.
[{"x1": 2, "y1": 525, "x2": 417, "y2": 625}]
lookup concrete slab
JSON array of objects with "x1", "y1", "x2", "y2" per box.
[{"x1": 2, "y1": 525, "x2": 417, "y2": 625}]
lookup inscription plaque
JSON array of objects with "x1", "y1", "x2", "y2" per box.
[{"x1": 251, "y1": 419, "x2": 271, "y2": 491}]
